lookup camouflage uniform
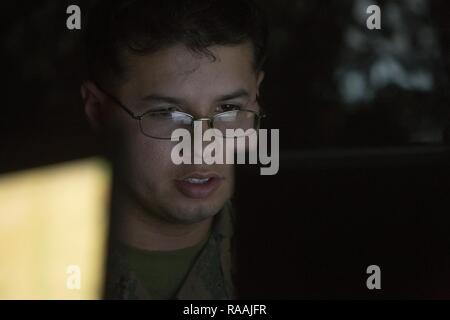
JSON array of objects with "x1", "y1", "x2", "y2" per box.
[{"x1": 104, "y1": 202, "x2": 236, "y2": 300}]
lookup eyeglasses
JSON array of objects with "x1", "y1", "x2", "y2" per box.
[{"x1": 96, "y1": 84, "x2": 266, "y2": 140}]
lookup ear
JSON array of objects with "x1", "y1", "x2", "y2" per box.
[
  {"x1": 256, "y1": 70, "x2": 265, "y2": 97},
  {"x1": 80, "y1": 81, "x2": 110, "y2": 131}
]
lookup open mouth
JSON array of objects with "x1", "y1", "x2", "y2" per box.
[
  {"x1": 184, "y1": 177, "x2": 212, "y2": 184},
  {"x1": 175, "y1": 173, "x2": 224, "y2": 199}
]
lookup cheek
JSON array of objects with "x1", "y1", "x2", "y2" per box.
[
  {"x1": 125, "y1": 135, "x2": 178, "y2": 187},
  {"x1": 141, "y1": 141, "x2": 174, "y2": 170}
]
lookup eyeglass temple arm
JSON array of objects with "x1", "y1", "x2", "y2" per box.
[{"x1": 93, "y1": 81, "x2": 140, "y2": 119}]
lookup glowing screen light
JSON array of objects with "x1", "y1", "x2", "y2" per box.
[{"x1": 0, "y1": 157, "x2": 111, "y2": 299}]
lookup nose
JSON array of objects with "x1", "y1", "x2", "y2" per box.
[
  {"x1": 193, "y1": 118, "x2": 212, "y2": 130},
  {"x1": 191, "y1": 118, "x2": 213, "y2": 165}
]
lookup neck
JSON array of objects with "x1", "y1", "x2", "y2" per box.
[{"x1": 110, "y1": 180, "x2": 213, "y2": 252}]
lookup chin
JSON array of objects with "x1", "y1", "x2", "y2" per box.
[
  {"x1": 158, "y1": 178, "x2": 233, "y2": 224},
  {"x1": 162, "y1": 195, "x2": 229, "y2": 224}
]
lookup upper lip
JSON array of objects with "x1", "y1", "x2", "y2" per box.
[{"x1": 178, "y1": 172, "x2": 222, "y2": 180}]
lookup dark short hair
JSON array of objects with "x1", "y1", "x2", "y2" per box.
[{"x1": 85, "y1": 0, "x2": 268, "y2": 88}]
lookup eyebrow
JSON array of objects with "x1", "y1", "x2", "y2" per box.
[
  {"x1": 141, "y1": 89, "x2": 250, "y2": 105},
  {"x1": 216, "y1": 89, "x2": 250, "y2": 102},
  {"x1": 141, "y1": 94, "x2": 182, "y2": 105}
]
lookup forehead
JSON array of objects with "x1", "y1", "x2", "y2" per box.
[{"x1": 118, "y1": 43, "x2": 257, "y2": 101}]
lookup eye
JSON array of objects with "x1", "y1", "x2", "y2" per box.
[
  {"x1": 144, "y1": 107, "x2": 178, "y2": 119},
  {"x1": 153, "y1": 106, "x2": 180, "y2": 113},
  {"x1": 146, "y1": 106, "x2": 179, "y2": 115},
  {"x1": 217, "y1": 104, "x2": 241, "y2": 113},
  {"x1": 154, "y1": 111, "x2": 173, "y2": 119}
]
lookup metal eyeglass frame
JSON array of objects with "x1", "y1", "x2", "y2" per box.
[{"x1": 95, "y1": 82, "x2": 266, "y2": 140}]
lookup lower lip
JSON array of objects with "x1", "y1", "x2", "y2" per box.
[{"x1": 174, "y1": 178, "x2": 223, "y2": 199}]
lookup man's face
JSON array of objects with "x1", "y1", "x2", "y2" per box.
[{"x1": 104, "y1": 43, "x2": 263, "y2": 224}]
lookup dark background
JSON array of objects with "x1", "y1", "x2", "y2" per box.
[{"x1": 235, "y1": 148, "x2": 450, "y2": 299}]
